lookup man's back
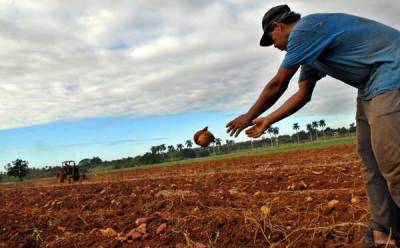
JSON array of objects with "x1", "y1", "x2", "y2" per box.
[{"x1": 282, "y1": 13, "x2": 400, "y2": 100}]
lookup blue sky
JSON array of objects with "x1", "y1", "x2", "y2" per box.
[
  {"x1": 0, "y1": 0, "x2": 398, "y2": 171},
  {"x1": 0, "y1": 109, "x2": 355, "y2": 170}
]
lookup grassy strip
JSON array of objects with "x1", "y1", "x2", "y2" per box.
[
  {"x1": 88, "y1": 135, "x2": 356, "y2": 175},
  {"x1": 0, "y1": 135, "x2": 355, "y2": 183}
]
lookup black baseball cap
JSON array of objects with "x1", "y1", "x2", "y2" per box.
[{"x1": 260, "y1": 4, "x2": 291, "y2": 47}]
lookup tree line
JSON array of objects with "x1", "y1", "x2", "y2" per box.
[{"x1": 1, "y1": 120, "x2": 356, "y2": 182}]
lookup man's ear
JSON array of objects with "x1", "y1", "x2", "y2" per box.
[
  {"x1": 274, "y1": 22, "x2": 283, "y2": 31},
  {"x1": 271, "y1": 22, "x2": 278, "y2": 30}
]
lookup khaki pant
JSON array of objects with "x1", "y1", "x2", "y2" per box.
[{"x1": 356, "y1": 90, "x2": 400, "y2": 238}]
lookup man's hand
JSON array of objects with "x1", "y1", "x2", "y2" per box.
[
  {"x1": 226, "y1": 113, "x2": 253, "y2": 137},
  {"x1": 226, "y1": 67, "x2": 298, "y2": 138},
  {"x1": 245, "y1": 117, "x2": 271, "y2": 138}
]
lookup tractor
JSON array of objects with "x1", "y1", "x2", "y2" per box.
[{"x1": 56, "y1": 160, "x2": 80, "y2": 183}]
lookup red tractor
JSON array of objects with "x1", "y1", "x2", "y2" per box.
[{"x1": 56, "y1": 161, "x2": 80, "y2": 183}]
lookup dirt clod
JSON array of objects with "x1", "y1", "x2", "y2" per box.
[
  {"x1": 136, "y1": 223, "x2": 147, "y2": 234},
  {"x1": 125, "y1": 229, "x2": 142, "y2": 242},
  {"x1": 99, "y1": 228, "x2": 118, "y2": 237},
  {"x1": 156, "y1": 223, "x2": 167, "y2": 235},
  {"x1": 141, "y1": 233, "x2": 152, "y2": 240},
  {"x1": 135, "y1": 217, "x2": 155, "y2": 226}
]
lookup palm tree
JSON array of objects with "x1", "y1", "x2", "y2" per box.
[
  {"x1": 225, "y1": 139, "x2": 230, "y2": 151},
  {"x1": 185, "y1": 140, "x2": 193, "y2": 148},
  {"x1": 312, "y1": 121, "x2": 319, "y2": 141},
  {"x1": 225, "y1": 140, "x2": 235, "y2": 152},
  {"x1": 150, "y1": 146, "x2": 159, "y2": 154},
  {"x1": 261, "y1": 135, "x2": 268, "y2": 147},
  {"x1": 293, "y1": 123, "x2": 300, "y2": 144},
  {"x1": 319, "y1": 120, "x2": 326, "y2": 140},
  {"x1": 167, "y1": 145, "x2": 175, "y2": 153},
  {"x1": 349, "y1": 123, "x2": 355, "y2": 134},
  {"x1": 306, "y1": 123, "x2": 313, "y2": 142},
  {"x1": 176, "y1": 144, "x2": 183, "y2": 151},
  {"x1": 267, "y1": 127, "x2": 274, "y2": 147},
  {"x1": 273, "y1": 127, "x2": 280, "y2": 146},
  {"x1": 159, "y1": 144, "x2": 166, "y2": 153},
  {"x1": 215, "y1": 138, "x2": 222, "y2": 153}
]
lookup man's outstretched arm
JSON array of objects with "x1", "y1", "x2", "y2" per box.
[
  {"x1": 245, "y1": 79, "x2": 317, "y2": 138},
  {"x1": 226, "y1": 67, "x2": 298, "y2": 137}
]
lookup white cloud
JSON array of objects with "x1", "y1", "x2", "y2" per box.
[{"x1": 0, "y1": 0, "x2": 398, "y2": 129}]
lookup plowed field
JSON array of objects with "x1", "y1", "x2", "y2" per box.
[{"x1": 0, "y1": 144, "x2": 371, "y2": 247}]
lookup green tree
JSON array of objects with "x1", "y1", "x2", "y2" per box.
[
  {"x1": 261, "y1": 136, "x2": 268, "y2": 147},
  {"x1": 349, "y1": 123, "x2": 356, "y2": 134},
  {"x1": 225, "y1": 140, "x2": 235, "y2": 151},
  {"x1": 185, "y1": 140, "x2": 193, "y2": 148},
  {"x1": 167, "y1": 145, "x2": 175, "y2": 153},
  {"x1": 293, "y1": 123, "x2": 300, "y2": 144},
  {"x1": 306, "y1": 123, "x2": 314, "y2": 142},
  {"x1": 159, "y1": 144, "x2": 166, "y2": 153},
  {"x1": 5, "y1": 159, "x2": 29, "y2": 181},
  {"x1": 151, "y1": 146, "x2": 159, "y2": 154},
  {"x1": 90, "y1": 156, "x2": 102, "y2": 166},
  {"x1": 176, "y1": 144, "x2": 184, "y2": 151},
  {"x1": 78, "y1": 158, "x2": 90, "y2": 166},
  {"x1": 267, "y1": 127, "x2": 274, "y2": 147},
  {"x1": 319, "y1": 120, "x2": 326, "y2": 139},
  {"x1": 273, "y1": 127, "x2": 280, "y2": 146},
  {"x1": 140, "y1": 152, "x2": 161, "y2": 164},
  {"x1": 215, "y1": 138, "x2": 222, "y2": 153},
  {"x1": 312, "y1": 121, "x2": 319, "y2": 141}
]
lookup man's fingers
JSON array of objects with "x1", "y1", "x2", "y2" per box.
[
  {"x1": 246, "y1": 124, "x2": 261, "y2": 136},
  {"x1": 248, "y1": 130, "x2": 261, "y2": 138},
  {"x1": 234, "y1": 127, "x2": 245, "y2": 138},
  {"x1": 247, "y1": 130, "x2": 258, "y2": 138},
  {"x1": 227, "y1": 123, "x2": 238, "y2": 134},
  {"x1": 247, "y1": 132, "x2": 255, "y2": 138},
  {"x1": 246, "y1": 126, "x2": 263, "y2": 138},
  {"x1": 229, "y1": 127, "x2": 237, "y2": 137},
  {"x1": 252, "y1": 118, "x2": 261, "y2": 125},
  {"x1": 254, "y1": 133, "x2": 261, "y2": 138},
  {"x1": 232, "y1": 128, "x2": 239, "y2": 137},
  {"x1": 228, "y1": 124, "x2": 246, "y2": 137},
  {"x1": 245, "y1": 127, "x2": 255, "y2": 135},
  {"x1": 226, "y1": 120, "x2": 233, "y2": 128}
]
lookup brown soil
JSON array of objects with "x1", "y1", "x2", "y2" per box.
[{"x1": 0, "y1": 144, "x2": 372, "y2": 247}]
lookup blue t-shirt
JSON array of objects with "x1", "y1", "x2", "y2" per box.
[{"x1": 281, "y1": 13, "x2": 400, "y2": 100}]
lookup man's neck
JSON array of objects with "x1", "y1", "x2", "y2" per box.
[{"x1": 286, "y1": 21, "x2": 298, "y2": 34}]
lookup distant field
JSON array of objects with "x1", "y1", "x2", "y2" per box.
[
  {"x1": 88, "y1": 135, "x2": 356, "y2": 175},
  {"x1": 0, "y1": 136, "x2": 356, "y2": 184}
]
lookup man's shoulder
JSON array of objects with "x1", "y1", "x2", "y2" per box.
[
  {"x1": 294, "y1": 13, "x2": 358, "y2": 33},
  {"x1": 301, "y1": 13, "x2": 357, "y2": 21}
]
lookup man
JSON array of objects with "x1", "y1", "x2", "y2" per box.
[{"x1": 226, "y1": 4, "x2": 400, "y2": 247}]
